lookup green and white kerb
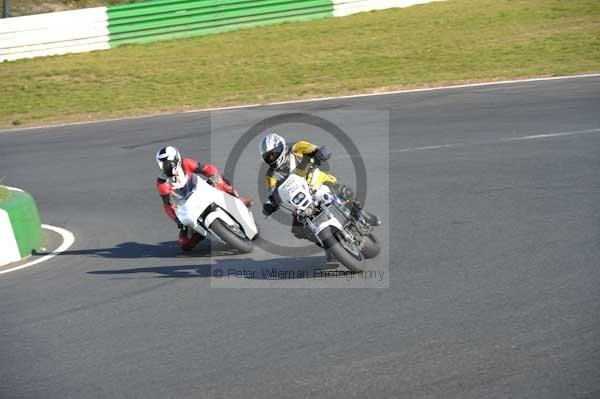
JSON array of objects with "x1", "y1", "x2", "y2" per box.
[{"x1": 0, "y1": 188, "x2": 43, "y2": 266}]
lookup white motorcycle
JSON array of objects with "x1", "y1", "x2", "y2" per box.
[
  {"x1": 275, "y1": 169, "x2": 381, "y2": 272},
  {"x1": 174, "y1": 173, "x2": 258, "y2": 253}
]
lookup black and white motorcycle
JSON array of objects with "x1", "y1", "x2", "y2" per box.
[
  {"x1": 174, "y1": 173, "x2": 258, "y2": 253},
  {"x1": 274, "y1": 169, "x2": 381, "y2": 272}
]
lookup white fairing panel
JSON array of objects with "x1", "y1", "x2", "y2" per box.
[
  {"x1": 216, "y1": 194, "x2": 258, "y2": 239},
  {"x1": 174, "y1": 178, "x2": 213, "y2": 227},
  {"x1": 313, "y1": 184, "x2": 334, "y2": 204},
  {"x1": 204, "y1": 209, "x2": 236, "y2": 232},
  {"x1": 174, "y1": 178, "x2": 258, "y2": 239},
  {"x1": 315, "y1": 217, "x2": 344, "y2": 236},
  {"x1": 278, "y1": 174, "x2": 313, "y2": 211}
]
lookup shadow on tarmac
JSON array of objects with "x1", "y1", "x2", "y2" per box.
[
  {"x1": 35, "y1": 240, "x2": 243, "y2": 259},
  {"x1": 87, "y1": 255, "x2": 338, "y2": 279},
  {"x1": 35, "y1": 237, "x2": 339, "y2": 279}
]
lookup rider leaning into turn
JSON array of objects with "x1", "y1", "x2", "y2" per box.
[
  {"x1": 156, "y1": 146, "x2": 253, "y2": 252},
  {"x1": 258, "y1": 133, "x2": 380, "y2": 240}
]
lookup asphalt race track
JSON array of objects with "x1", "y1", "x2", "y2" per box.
[{"x1": 1, "y1": 76, "x2": 599, "y2": 398}]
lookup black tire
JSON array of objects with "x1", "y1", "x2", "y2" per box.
[
  {"x1": 362, "y1": 233, "x2": 381, "y2": 259},
  {"x1": 319, "y1": 227, "x2": 367, "y2": 273},
  {"x1": 210, "y1": 219, "x2": 254, "y2": 254}
]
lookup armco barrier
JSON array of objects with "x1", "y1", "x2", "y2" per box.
[
  {"x1": 332, "y1": 0, "x2": 442, "y2": 17},
  {"x1": 108, "y1": 0, "x2": 334, "y2": 47},
  {"x1": 0, "y1": 188, "x2": 43, "y2": 266},
  {"x1": 0, "y1": 0, "x2": 442, "y2": 62},
  {"x1": 0, "y1": 7, "x2": 109, "y2": 62}
]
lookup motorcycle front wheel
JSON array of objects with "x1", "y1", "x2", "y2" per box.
[
  {"x1": 210, "y1": 219, "x2": 254, "y2": 254},
  {"x1": 319, "y1": 227, "x2": 367, "y2": 273},
  {"x1": 361, "y1": 233, "x2": 381, "y2": 259}
]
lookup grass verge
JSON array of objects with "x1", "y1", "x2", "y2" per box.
[
  {"x1": 0, "y1": 186, "x2": 9, "y2": 201},
  {"x1": 6, "y1": 1, "x2": 143, "y2": 17},
  {"x1": 1, "y1": 0, "x2": 599, "y2": 128}
]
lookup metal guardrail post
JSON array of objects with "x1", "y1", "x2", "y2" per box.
[{"x1": 2, "y1": 0, "x2": 9, "y2": 18}]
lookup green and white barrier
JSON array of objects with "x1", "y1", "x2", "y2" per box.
[
  {"x1": 0, "y1": 187, "x2": 43, "y2": 266},
  {"x1": 333, "y1": 0, "x2": 443, "y2": 17},
  {"x1": 0, "y1": 0, "x2": 442, "y2": 62},
  {"x1": 0, "y1": 7, "x2": 110, "y2": 62}
]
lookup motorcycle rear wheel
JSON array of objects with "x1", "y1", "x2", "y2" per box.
[{"x1": 210, "y1": 219, "x2": 254, "y2": 254}]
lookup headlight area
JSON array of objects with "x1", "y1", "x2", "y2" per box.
[{"x1": 292, "y1": 192, "x2": 306, "y2": 205}]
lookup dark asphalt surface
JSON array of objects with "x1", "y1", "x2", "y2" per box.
[{"x1": 1, "y1": 76, "x2": 599, "y2": 398}]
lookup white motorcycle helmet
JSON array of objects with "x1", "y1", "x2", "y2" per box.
[
  {"x1": 259, "y1": 133, "x2": 287, "y2": 168},
  {"x1": 156, "y1": 146, "x2": 184, "y2": 182}
]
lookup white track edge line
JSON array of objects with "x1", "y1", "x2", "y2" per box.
[
  {"x1": 504, "y1": 128, "x2": 600, "y2": 141},
  {"x1": 0, "y1": 224, "x2": 75, "y2": 275},
  {"x1": 391, "y1": 128, "x2": 600, "y2": 153},
  {"x1": 1, "y1": 73, "x2": 599, "y2": 134}
]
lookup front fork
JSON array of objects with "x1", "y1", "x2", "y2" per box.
[
  {"x1": 191, "y1": 216, "x2": 208, "y2": 238},
  {"x1": 302, "y1": 216, "x2": 323, "y2": 246},
  {"x1": 300, "y1": 204, "x2": 355, "y2": 247}
]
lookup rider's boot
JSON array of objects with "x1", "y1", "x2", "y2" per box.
[
  {"x1": 178, "y1": 227, "x2": 206, "y2": 253},
  {"x1": 335, "y1": 184, "x2": 380, "y2": 226},
  {"x1": 179, "y1": 229, "x2": 204, "y2": 252},
  {"x1": 292, "y1": 218, "x2": 320, "y2": 244},
  {"x1": 350, "y1": 201, "x2": 381, "y2": 226}
]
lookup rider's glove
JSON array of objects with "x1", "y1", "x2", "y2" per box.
[
  {"x1": 262, "y1": 201, "x2": 279, "y2": 217},
  {"x1": 206, "y1": 174, "x2": 221, "y2": 187},
  {"x1": 313, "y1": 145, "x2": 332, "y2": 165},
  {"x1": 340, "y1": 185, "x2": 355, "y2": 201}
]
